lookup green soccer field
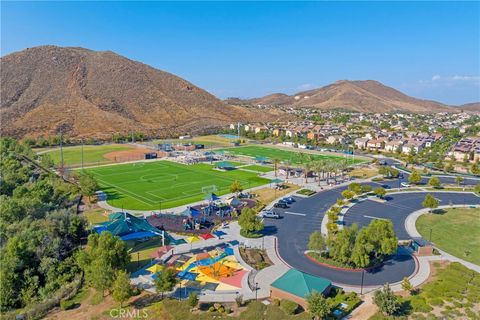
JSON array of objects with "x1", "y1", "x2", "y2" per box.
[
  {"x1": 41, "y1": 144, "x2": 135, "y2": 167},
  {"x1": 218, "y1": 145, "x2": 364, "y2": 165},
  {"x1": 87, "y1": 160, "x2": 271, "y2": 210}
]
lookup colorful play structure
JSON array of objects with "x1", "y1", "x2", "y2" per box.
[{"x1": 148, "y1": 245, "x2": 247, "y2": 292}]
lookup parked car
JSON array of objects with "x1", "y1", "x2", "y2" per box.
[
  {"x1": 278, "y1": 199, "x2": 289, "y2": 204},
  {"x1": 261, "y1": 211, "x2": 280, "y2": 219},
  {"x1": 274, "y1": 202, "x2": 288, "y2": 208},
  {"x1": 401, "y1": 182, "x2": 411, "y2": 188},
  {"x1": 282, "y1": 196, "x2": 296, "y2": 204}
]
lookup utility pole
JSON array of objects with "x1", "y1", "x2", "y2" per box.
[
  {"x1": 81, "y1": 139, "x2": 84, "y2": 170},
  {"x1": 59, "y1": 127, "x2": 64, "y2": 170}
]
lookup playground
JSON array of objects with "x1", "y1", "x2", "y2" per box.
[
  {"x1": 87, "y1": 160, "x2": 270, "y2": 210},
  {"x1": 218, "y1": 145, "x2": 364, "y2": 165},
  {"x1": 145, "y1": 244, "x2": 248, "y2": 297}
]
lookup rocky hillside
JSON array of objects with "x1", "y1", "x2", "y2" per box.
[
  {"x1": 232, "y1": 80, "x2": 457, "y2": 113},
  {"x1": 0, "y1": 46, "x2": 280, "y2": 139},
  {"x1": 458, "y1": 103, "x2": 480, "y2": 113}
]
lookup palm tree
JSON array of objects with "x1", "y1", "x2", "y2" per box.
[
  {"x1": 284, "y1": 159, "x2": 292, "y2": 180},
  {"x1": 273, "y1": 158, "x2": 280, "y2": 177},
  {"x1": 303, "y1": 160, "x2": 313, "y2": 184},
  {"x1": 313, "y1": 160, "x2": 325, "y2": 186}
]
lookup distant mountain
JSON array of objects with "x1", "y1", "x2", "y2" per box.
[
  {"x1": 459, "y1": 102, "x2": 480, "y2": 113},
  {"x1": 229, "y1": 80, "x2": 456, "y2": 113},
  {"x1": 0, "y1": 46, "x2": 280, "y2": 139}
]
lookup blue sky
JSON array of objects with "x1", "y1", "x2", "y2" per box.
[{"x1": 1, "y1": 1, "x2": 479, "y2": 104}]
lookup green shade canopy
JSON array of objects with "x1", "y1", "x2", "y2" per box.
[
  {"x1": 216, "y1": 161, "x2": 235, "y2": 169},
  {"x1": 254, "y1": 156, "x2": 269, "y2": 162},
  {"x1": 271, "y1": 178, "x2": 283, "y2": 184},
  {"x1": 271, "y1": 269, "x2": 331, "y2": 298}
]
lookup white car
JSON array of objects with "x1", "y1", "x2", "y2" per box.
[
  {"x1": 401, "y1": 182, "x2": 411, "y2": 188},
  {"x1": 261, "y1": 211, "x2": 281, "y2": 219}
]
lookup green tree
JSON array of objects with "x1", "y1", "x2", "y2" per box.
[
  {"x1": 341, "y1": 189, "x2": 354, "y2": 200},
  {"x1": 187, "y1": 292, "x2": 199, "y2": 309},
  {"x1": 408, "y1": 169, "x2": 422, "y2": 185},
  {"x1": 78, "y1": 172, "x2": 99, "y2": 200},
  {"x1": 428, "y1": 176, "x2": 441, "y2": 188},
  {"x1": 40, "y1": 153, "x2": 55, "y2": 168},
  {"x1": 76, "y1": 232, "x2": 130, "y2": 296},
  {"x1": 307, "y1": 290, "x2": 331, "y2": 320},
  {"x1": 153, "y1": 268, "x2": 177, "y2": 298},
  {"x1": 455, "y1": 176, "x2": 464, "y2": 186},
  {"x1": 475, "y1": 183, "x2": 480, "y2": 194},
  {"x1": 348, "y1": 183, "x2": 363, "y2": 195},
  {"x1": 422, "y1": 194, "x2": 439, "y2": 212},
  {"x1": 351, "y1": 228, "x2": 373, "y2": 268},
  {"x1": 308, "y1": 231, "x2": 327, "y2": 252},
  {"x1": 112, "y1": 270, "x2": 132, "y2": 307},
  {"x1": 327, "y1": 225, "x2": 359, "y2": 265},
  {"x1": 229, "y1": 180, "x2": 243, "y2": 194},
  {"x1": 238, "y1": 207, "x2": 264, "y2": 236},
  {"x1": 374, "y1": 187, "x2": 386, "y2": 199},
  {"x1": 373, "y1": 283, "x2": 399, "y2": 316},
  {"x1": 364, "y1": 220, "x2": 398, "y2": 258},
  {"x1": 471, "y1": 161, "x2": 480, "y2": 175},
  {"x1": 401, "y1": 277, "x2": 413, "y2": 294}
]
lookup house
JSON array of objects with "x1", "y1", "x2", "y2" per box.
[
  {"x1": 402, "y1": 140, "x2": 424, "y2": 154},
  {"x1": 244, "y1": 124, "x2": 251, "y2": 132},
  {"x1": 354, "y1": 138, "x2": 369, "y2": 149},
  {"x1": 385, "y1": 140, "x2": 403, "y2": 152},
  {"x1": 270, "y1": 269, "x2": 332, "y2": 309},
  {"x1": 367, "y1": 138, "x2": 386, "y2": 150},
  {"x1": 326, "y1": 135, "x2": 343, "y2": 144}
]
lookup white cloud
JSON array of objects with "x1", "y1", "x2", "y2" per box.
[{"x1": 417, "y1": 75, "x2": 480, "y2": 88}]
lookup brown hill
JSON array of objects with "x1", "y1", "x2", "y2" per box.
[
  {"x1": 235, "y1": 80, "x2": 456, "y2": 113},
  {"x1": 458, "y1": 102, "x2": 480, "y2": 113},
  {"x1": 0, "y1": 46, "x2": 279, "y2": 139}
]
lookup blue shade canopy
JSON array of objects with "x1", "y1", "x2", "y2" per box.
[
  {"x1": 204, "y1": 193, "x2": 220, "y2": 201},
  {"x1": 213, "y1": 230, "x2": 226, "y2": 237}
]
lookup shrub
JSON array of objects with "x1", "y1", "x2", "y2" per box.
[
  {"x1": 280, "y1": 299, "x2": 298, "y2": 315},
  {"x1": 60, "y1": 299, "x2": 74, "y2": 310},
  {"x1": 235, "y1": 294, "x2": 243, "y2": 307},
  {"x1": 273, "y1": 298, "x2": 280, "y2": 306},
  {"x1": 208, "y1": 306, "x2": 216, "y2": 312},
  {"x1": 409, "y1": 296, "x2": 432, "y2": 313},
  {"x1": 218, "y1": 306, "x2": 225, "y2": 313}
]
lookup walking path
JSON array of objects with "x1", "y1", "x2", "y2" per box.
[
  {"x1": 404, "y1": 204, "x2": 480, "y2": 273},
  {"x1": 130, "y1": 221, "x2": 290, "y2": 302}
]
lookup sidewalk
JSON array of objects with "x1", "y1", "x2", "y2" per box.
[
  {"x1": 130, "y1": 221, "x2": 291, "y2": 302},
  {"x1": 404, "y1": 204, "x2": 480, "y2": 273}
]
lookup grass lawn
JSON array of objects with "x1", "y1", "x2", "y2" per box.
[
  {"x1": 87, "y1": 160, "x2": 270, "y2": 210},
  {"x1": 254, "y1": 183, "x2": 300, "y2": 206},
  {"x1": 83, "y1": 208, "x2": 109, "y2": 225},
  {"x1": 41, "y1": 144, "x2": 134, "y2": 167},
  {"x1": 126, "y1": 237, "x2": 164, "y2": 272},
  {"x1": 348, "y1": 167, "x2": 379, "y2": 179},
  {"x1": 219, "y1": 145, "x2": 364, "y2": 165},
  {"x1": 416, "y1": 208, "x2": 480, "y2": 265},
  {"x1": 241, "y1": 164, "x2": 273, "y2": 172}
]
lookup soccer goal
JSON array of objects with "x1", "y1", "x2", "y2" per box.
[{"x1": 201, "y1": 185, "x2": 218, "y2": 194}]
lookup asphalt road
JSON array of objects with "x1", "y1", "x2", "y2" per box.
[
  {"x1": 263, "y1": 172, "x2": 479, "y2": 286},
  {"x1": 344, "y1": 192, "x2": 480, "y2": 240}
]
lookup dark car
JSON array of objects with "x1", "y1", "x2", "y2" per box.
[
  {"x1": 274, "y1": 202, "x2": 288, "y2": 208},
  {"x1": 282, "y1": 196, "x2": 296, "y2": 203}
]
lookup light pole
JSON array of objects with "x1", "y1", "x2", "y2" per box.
[
  {"x1": 429, "y1": 228, "x2": 433, "y2": 243},
  {"x1": 360, "y1": 270, "x2": 365, "y2": 295},
  {"x1": 255, "y1": 282, "x2": 258, "y2": 300}
]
